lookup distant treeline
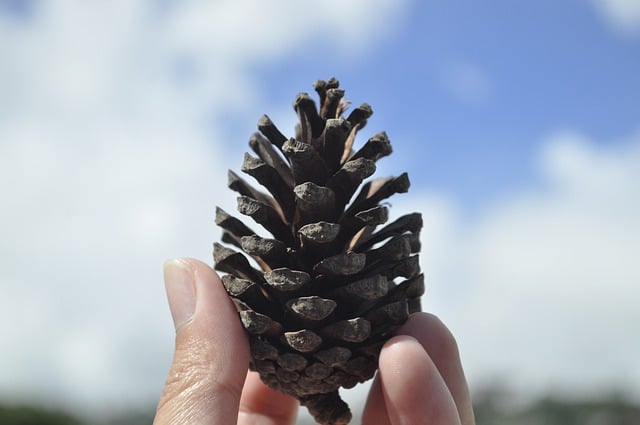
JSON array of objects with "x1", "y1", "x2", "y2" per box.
[
  {"x1": 473, "y1": 389, "x2": 640, "y2": 425},
  {"x1": 0, "y1": 404, "x2": 81, "y2": 425},
  {"x1": 0, "y1": 404, "x2": 152, "y2": 425},
  {"x1": 1, "y1": 391, "x2": 639, "y2": 424}
]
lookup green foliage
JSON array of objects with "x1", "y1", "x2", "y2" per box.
[
  {"x1": 474, "y1": 391, "x2": 640, "y2": 425},
  {"x1": 0, "y1": 404, "x2": 82, "y2": 425},
  {"x1": 2, "y1": 391, "x2": 639, "y2": 425},
  {"x1": 517, "y1": 395, "x2": 640, "y2": 425}
]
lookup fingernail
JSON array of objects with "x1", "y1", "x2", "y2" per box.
[{"x1": 164, "y1": 259, "x2": 196, "y2": 330}]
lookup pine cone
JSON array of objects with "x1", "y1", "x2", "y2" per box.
[{"x1": 214, "y1": 78, "x2": 424, "y2": 425}]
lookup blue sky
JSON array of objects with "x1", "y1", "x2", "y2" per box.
[
  {"x1": 249, "y1": 0, "x2": 640, "y2": 212},
  {"x1": 0, "y1": 0, "x2": 639, "y2": 420}
]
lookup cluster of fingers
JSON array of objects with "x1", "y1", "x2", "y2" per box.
[
  {"x1": 157, "y1": 260, "x2": 475, "y2": 425},
  {"x1": 237, "y1": 313, "x2": 475, "y2": 425}
]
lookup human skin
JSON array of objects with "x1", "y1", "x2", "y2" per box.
[{"x1": 154, "y1": 258, "x2": 475, "y2": 425}]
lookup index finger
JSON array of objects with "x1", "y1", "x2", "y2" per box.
[{"x1": 238, "y1": 371, "x2": 299, "y2": 425}]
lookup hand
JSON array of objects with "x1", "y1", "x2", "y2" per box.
[{"x1": 154, "y1": 258, "x2": 475, "y2": 425}]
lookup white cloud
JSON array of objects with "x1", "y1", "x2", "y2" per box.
[
  {"x1": 407, "y1": 129, "x2": 640, "y2": 399},
  {"x1": 592, "y1": 0, "x2": 640, "y2": 35},
  {"x1": 441, "y1": 61, "x2": 493, "y2": 105},
  {"x1": 327, "y1": 129, "x2": 640, "y2": 416},
  {"x1": 0, "y1": 0, "x2": 409, "y2": 415}
]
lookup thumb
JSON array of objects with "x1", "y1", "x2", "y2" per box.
[{"x1": 154, "y1": 258, "x2": 249, "y2": 425}]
